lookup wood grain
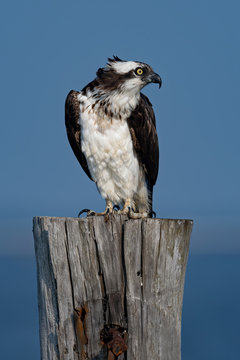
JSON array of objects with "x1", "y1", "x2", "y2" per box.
[{"x1": 33, "y1": 215, "x2": 193, "y2": 360}]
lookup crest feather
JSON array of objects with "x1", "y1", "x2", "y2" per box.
[{"x1": 107, "y1": 56, "x2": 124, "y2": 64}]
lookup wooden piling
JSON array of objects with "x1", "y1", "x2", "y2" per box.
[{"x1": 33, "y1": 215, "x2": 193, "y2": 360}]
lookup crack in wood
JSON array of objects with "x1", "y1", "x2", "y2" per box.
[
  {"x1": 64, "y1": 221, "x2": 76, "y2": 310},
  {"x1": 140, "y1": 221, "x2": 144, "y2": 347},
  {"x1": 92, "y1": 221, "x2": 109, "y2": 324},
  {"x1": 121, "y1": 222, "x2": 129, "y2": 330}
]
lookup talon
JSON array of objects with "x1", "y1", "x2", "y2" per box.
[
  {"x1": 78, "y1": 209, "x2": 91, "y2": 217},
  {"x1": 88, "y1": 211, "x2": 96, "y2": 217},
  {"x1": 149, "y1": 210, "x2": 156, "y2": 218}
]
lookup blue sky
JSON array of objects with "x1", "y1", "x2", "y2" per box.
[{"x1": 1, "y1": 0, "x2": 240, "y2": 255}]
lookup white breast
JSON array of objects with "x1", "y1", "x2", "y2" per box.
[{"x1": 78, "y1": 94, "x2": 141, "y2": 204}]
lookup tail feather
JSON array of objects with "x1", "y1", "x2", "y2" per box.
[{"x1": 147, "y1": 183, "x2": 154, "y2": 217}]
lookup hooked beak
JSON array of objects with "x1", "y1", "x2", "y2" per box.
[{"x1": 150, "y1": 72, "x2": 162, "y2": 88}]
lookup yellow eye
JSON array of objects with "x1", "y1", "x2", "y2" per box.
[{"x1": 136, "y1": 67, "x2": 144, "y2": 76}]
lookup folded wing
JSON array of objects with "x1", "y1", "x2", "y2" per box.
[
  {"x1": 127, "y1": 93, "x2": 159, "y2": 187},
  {"x1": 65, "y1": 90, "x2": 93, "y2": 181}
]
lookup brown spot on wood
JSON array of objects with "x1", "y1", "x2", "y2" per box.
[
  {"x1": 74, "y1": 305, "x2": 89, "y2": 360},
  {"x1": 107, "y1": 351, "x2": 116, "y2": 360},
  {"x1": 100, "y1": 324, "x2": 128, "y2": 358}
]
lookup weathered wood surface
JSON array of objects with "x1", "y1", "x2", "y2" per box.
[{"x1": 33, "y1": 215, "x2": 193, "y2": 360}]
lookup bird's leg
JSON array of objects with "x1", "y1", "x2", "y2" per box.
[{"x1": 78, "y1": 199, "x2": 113, "y2": 218}]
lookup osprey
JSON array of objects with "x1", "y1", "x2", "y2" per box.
[{"x1": 65, "y1": 56, "x2": 161, "y2": 219}]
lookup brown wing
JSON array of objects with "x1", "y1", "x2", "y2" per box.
[
  {"x1": 65, "y1": 90, "x2": 93, "y2": 181},
  {"x1": 127, "y1": 93, "x2": 159, "y2": 186}
]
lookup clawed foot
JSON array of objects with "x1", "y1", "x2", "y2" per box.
[
  {"x1": 78, "y1": 201, "x2": 156, "y2": 220},
  {"x1": 78, "y1": 200, "x2": 115, "y2": 222},
  {"x1": 78, "y1": 206, "x2": 113, "y2": 217},
  {"x1": 122, "y1": 208, "x2": 156, "y2": 219},
  {"x1": 115, "y1": 199, "x2": 156, "y2": 219}
]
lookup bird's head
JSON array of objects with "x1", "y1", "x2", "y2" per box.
[{"x1": 96, "y1": 56, "x2": 162, "y2": 96}]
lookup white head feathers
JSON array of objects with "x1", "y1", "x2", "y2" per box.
[{"x1": 109, "y1": 60, "x2": 141, "y2": 74}]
